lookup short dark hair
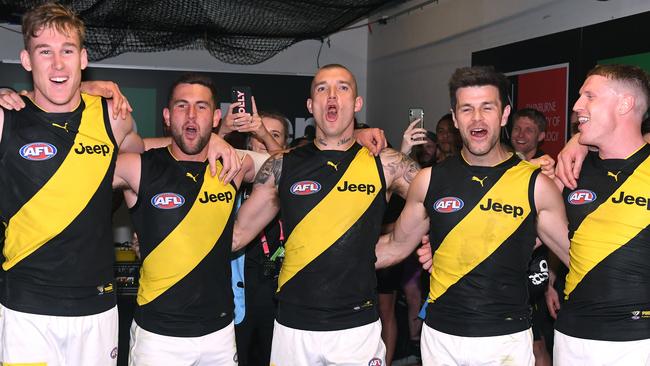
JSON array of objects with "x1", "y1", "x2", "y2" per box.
[
  {"x1": 512, "y1": 108, "x2": 547, "y2": 133},
  {"x1": 311, "y1": 63, "x2": 358, "y2": 97},
  {"x1": 448, "y1": 66, "x2": 510, "y2": 111},
  {"x1": 587, "y1": 64, "x2": 650, "y2": 113},
  {"x1": 22, "y1": 2, "x2": 86, "y2": 49},
  {"x1": 167, "y1": 73, "x2": 218, "y2": 106}
]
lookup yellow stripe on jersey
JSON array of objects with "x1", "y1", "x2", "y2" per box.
[
  {"x1": 429, "y1": 161, "x2": 535, "y2": 302},
  {"x1": 137, "y1": 164, "x2": 235, "y2": 305},
  {"x1": 278, "y1": 147, "x2": 380, "y2": 291},
  {"x1": 564, "y1": 156, "x2": 650, "y2": 299},
  {"x1": 3, "y1": 95, "x2": 113, "y2": 270}
]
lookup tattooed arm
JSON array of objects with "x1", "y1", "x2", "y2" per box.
[
  {"x1": 380, "y1": 148, "x2": 420, "y2": 199},
  {"x1": 232, "y1": 153, "x2": 283, "y2": 251}
]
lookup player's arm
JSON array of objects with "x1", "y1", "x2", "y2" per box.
[
  {"x1": 534, "y1": 173, "x2": 570, "y2": 266},
  {"x1": 232, "y1": 153, "x2": 283, "y2": 251},
  {"x1": 375, "y1": 168, "x2": 431, "y2": 269},
  {"x1": 236, "y1": 149, "x2": 269, "y2": 183},
  {"x1": 113, "y1": 152, "x2": 142, "y2": 208},
  {"x1": 109, "y1": 102, "x2": 145, "y2": 154},
  {"x1": 380, "y1": 147, "x2": 420, "y2": 199}
]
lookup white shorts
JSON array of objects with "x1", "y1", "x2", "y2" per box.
[
  {"x1": 128, "y1": 320, "x2": 237, "y2": 366},
  {"x1": 0, "y1": 303, "x2": 118, "y2": 366},
  {"x1": 270, "y1": 319, "x2": 385, "y2": 366},
  {"x1": 421, "y1": 324, "x2": 534, "y2": 366},
  {"x1": 554, "y1": 330, "x2": 650, "y2": 366}
]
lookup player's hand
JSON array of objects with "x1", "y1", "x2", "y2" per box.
[
  {"x1": 0, "y1": 88, "x2": 27, "y2": 110},
  {"x1": 545, "y1": 284, "x2": 561, "y2": 319},
  {"x1": 80, "y1": 81, "x2": 133, "y2": 120},
  {"x1": 400, "y1": 119, "x2": 427, "y2": 155},
  {"x1": 531, "y1": 154, "x2": 555, "y2": 180},
  {"x1": 232, "y1": 96, "x2": 266, "y2": 138},
  {"x1": 354, "y1": 127, "x2": 387, "y2": 156},
  {"x1": 207, "y1": 133, "x2": 241, "y2": 182},
  {"x1": 555, "y1": 134, "x2": 588, "y2": 190},
  {"x1": 417, "y1": 236, "x2": 433, "y2": 273}
]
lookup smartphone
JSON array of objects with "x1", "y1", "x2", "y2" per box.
[
  {"x1": 409, "y1": 108, "x2": 424, "y2": 128},
  {"x1": 231, "y1": 86, "x2": 253, "y2": 114}
]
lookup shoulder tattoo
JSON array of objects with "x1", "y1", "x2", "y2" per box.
[
  {"x1": 381, "y1": 149, "x2": 420, "y2": 184},
  {"x1": 254, "y1": 153, "x2": 283, "y2": 186}
]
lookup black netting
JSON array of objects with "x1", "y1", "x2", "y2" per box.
[{"x1": 0, "y1": 0, "x2": 401, "y2": 64}]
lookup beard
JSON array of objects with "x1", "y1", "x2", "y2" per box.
[{"x1": 172, "y1": 127, "x2": 211, "y2": 156}]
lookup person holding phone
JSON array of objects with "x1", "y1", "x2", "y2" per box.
[{"x1": 219, "y1": 90, "x2": 284, "y2": 154}]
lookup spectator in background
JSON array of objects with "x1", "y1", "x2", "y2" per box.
[
  {"x1": 511, "y1": 108, "x2": 548, "y2": 160},
  {"x1": 435, "y1": 113, "x2": 461, "y2": 163}
]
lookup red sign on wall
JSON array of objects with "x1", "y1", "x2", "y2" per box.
[{"x1": 509, "y1": 65, "x2": 568, "y2": 159}]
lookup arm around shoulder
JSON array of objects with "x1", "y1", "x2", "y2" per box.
[{"x1": 232, "y1": 153, "x2": 283, "y2": 251}]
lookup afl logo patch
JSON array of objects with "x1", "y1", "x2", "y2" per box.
[
  {"x1": 434, "y1": 197, "x2": 464, "y2": 213},
  {"x1": 19, "y1": 142, "x2": 57, "y2": 161},
  {"x1": 290, "y1": 180, "x2": 321, "y2": 195},
  {"x1": 151, "y1": 192, "x2": 185, "y2": 209},
  {"x1": 368, "y1": 358, "x2": 382, "y2": 366},
  {"x1": 567, "y1": 189, "x2": 597, "y2": 205}
]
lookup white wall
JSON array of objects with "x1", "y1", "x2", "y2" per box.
[
  {"x1": 0, "y1": 21, "x2": 368, "y2": 121},
  {"x1": 367, "y1": 0, "x2": 650, "y2": 145}
]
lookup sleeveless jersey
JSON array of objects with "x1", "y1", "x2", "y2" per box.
[
  {"x1": 130, "y1": 148, "x2": 237, "y2": 337},
  {"x1": 0, "y1": 95, "x2": 117, "y2": 316},
  {"x1": 556, "y1": 144, "x2": 650, "y2": 341},
  {"x1": 276, "y1": 143, "x2": 387, "y2": 331},
  {"x1": 423, "y1": 154, "x2": 539, "y2": 336}
]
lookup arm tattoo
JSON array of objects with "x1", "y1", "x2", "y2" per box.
[
  {"x1": 381, "y1": 149, "x2": 420, "y2": 184},
  {"x1": 254, "y1": 153, "x2": 283, "y2": 187}
]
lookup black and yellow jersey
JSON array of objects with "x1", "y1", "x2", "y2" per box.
[
  {"x1": 423, "y1": 153, "x2": 539, "y2": 337},
  {"x1": 0, "y1": 95, "x2": 117, "y2": 316},
  {"x1": 276, "y1": 143, "x2": 387, "y2": 331},
  {"x1": 130, "y1": 148, "x2": 237, "y2": 337},
  {"x1": 556, "y1": 144, "x2": 650, "y2": 341}
]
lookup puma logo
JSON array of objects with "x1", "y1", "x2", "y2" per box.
[
  {"x1": 186, "y1": 172, "x2": 199, "y2": 182},
  {"x1": 52, "y1": 122, "x2": 68, "y2": 132},
  {"x1": 472, "y1": 176, "x2": 487, "y2": 187},
  {"x1": 327, "y1": 161, "x2": 339, "y2": 171},
  {"x1": 607, "y1": 171, "x2": 621, "y2": 182}
]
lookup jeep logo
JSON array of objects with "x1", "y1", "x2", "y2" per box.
[
  {"x1": 479, "y1": 198, "x2": 524, "y2": 218},
  {"x1": 336, "y1": 180, "x2": 376, "y2": 195},
  {"x1": 74, "y1": 142, "x2": 111, "y2": 156},
  {"x1": 198, "y1": 190, "x2": 233, "y2": 203},
  {"x1": 611, "y1": 191, "x2": 650, "y2": 210}
]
